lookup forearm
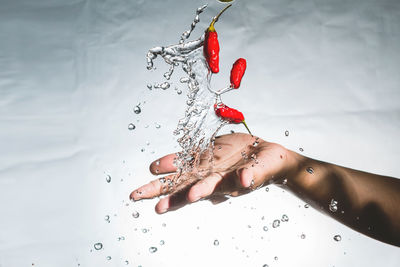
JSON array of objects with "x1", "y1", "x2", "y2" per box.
[{"x1": 283, "y1": 149, "x2": 400, "y2": 247}]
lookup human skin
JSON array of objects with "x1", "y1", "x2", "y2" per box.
[{"x1": 130, "y1": 133, "x2": 400, "y2": 247}]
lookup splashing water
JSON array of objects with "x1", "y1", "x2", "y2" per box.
[
  {"x1": 329, "y1": 199, "x2": 338, "y2": 212},
  {"x1": 272, "y1": 219, "x2": 280, "y2": 228},
  {"x1": 94, "y1": 243, "x2": 103, "y2": 250},
  {"x1": 145, "y1": 4, "x2": 234, "y2": 192},
  {"x1": 149, "y1": 247, "x2": 158, "y2": 253}
]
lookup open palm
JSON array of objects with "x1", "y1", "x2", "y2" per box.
[{"x1": 130, "y1": 133, "x2": 290, "y2": 213}]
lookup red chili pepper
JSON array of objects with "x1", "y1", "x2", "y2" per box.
[
  {"x1": 214, "y1": 103, "x2": 252, "y2": 135},
  {"x1": 204, "y1": 4, "x2": 231, "y2": 73},
  {"x1": 230, "y1": 58, "x2": 247, "y2": 89}
]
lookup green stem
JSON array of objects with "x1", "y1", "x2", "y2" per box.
[
  {"x1": 242, "y1": 120, "x2": 252, "y2": 136},
  {"x1": 208, "y1": 4, "x2": 232, "y2": 32}
]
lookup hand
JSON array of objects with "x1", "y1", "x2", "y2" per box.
[{"x1": 130, "y1": 133, "x2": 291, "y2": 214}]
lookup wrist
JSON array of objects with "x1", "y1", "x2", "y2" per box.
[{"x1": 283, "y1": 149, "x2": 303, "y2": 183}]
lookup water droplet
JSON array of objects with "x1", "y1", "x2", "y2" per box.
[
  {"x1": 155, "y1": 160, "x2": 160, "y2": 166},
  {"x1": 117, "y1": 236, "x2": 125, "y2": 241},
  {"x1": 128, "y1": 123, "x2": 136, "y2": 130},
  {"x1": 160, "y1": 240, "x2": 165, "y2": 246},
  {"x1": 306, "y1": 167, "x2": 314, "y2": 174},
  {"x1": 180, "y1": 77, "x2": 190, "y2": 83},
  {"x1": 105, "y1": 175, "x2": 111, "y2": 183},
  {"x1": 304, "y1": 203, "x2": 310, "y2": 208},
  {"x1": 159, "y1": 177, "x2": 166, "y2": 183},
  {"x1": 282, "y1": 178, "x2": 287, "y2": 185},
  {"x1": 155, "y1": 123, "x2": 161, "y2": 129},
  {"x1": 147, "y1": 84, "x2": 152, "y2": 90},
  {"x1": 334, "y1": 235, "x2": 342, "y2": 241},
  {"x1": 149, "y1": 247, "x2": 158, "y2": 253},
  {"x1": 285, "y1": 130, "x2": 289, "y2": 136},
  {"x1": 142, "y1": 228, "x2": 148, "y2": 233},
  {"x1": 329, "y1": 199, "x2": 338, "y2": 212},
  {"x1": 274, "y1": 256, "x2": 278, "y2": 261},
  {"x1": 160, "y1": 82, "x2": 170, "y2": 90},
  {"x1": 162, "y1": 223, "x2": 166, "y2": 227},
  {"x1": 299, "y1": 147, "x2": 304, "y2": 152},
  {"x1": 252, "y1": 141, "x2": 259, "y2": 147},
  {"x1": 281, "y1": 214, "x2": 289, "y2": 222},
  {"x1": 104, "y1": 215, "x2": 110, "y2": 221},
  {"x1": 133, "y1": 105, "x2": 141, "y2": 114},
  {"x1": 94, "y1": 243, "x2": 103, "y2": 250},
  {"x1": 177, "y1": 89, "x2": 183, "y2": 95},
  {"x1": 301, "y1": 233, "x2": 306, "y2": 239},
  {"x1": 141, "y1": 148, "x2": 145, "y2": 152},
  {"x1": 186, "y1": 99, "x2": 193, "y2": 106},
  {"x1": 125, "y1": 260, "x2": 129, "y2": 265},
  {"x1": 213, "y1": 239, "x2": 219, "y2": 246},
  {"x1": 263, "y1": 265, "x2": 269, "y2": 267},
  {"x1": 263, "y1": 226, "x2": 268, "y2": 232},
  {"x1": 272, "y1": 219, "x2": 280, "y2": 228},
  {"x1": 106, "y1": 256, "x2": 111, "y2": 260},
  {"x1": 265, "y1": 187, "x2": 269, "y2": 192}
]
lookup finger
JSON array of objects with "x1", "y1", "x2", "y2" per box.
[
  {"x1": 237, "y1": 166, "x2": 254, "y2": 188},
  {"x1": 155, "y1": 187, "x2": 191, "y2": 214},
  {"x1": 149, "y1": 153, "x2": 178, "y2": 175},
  {"x1": 237, "y1": 160, "x2": 267, "y2": 189},
  {"x1": 186, "y1": 173, "x2": 224, "y2": 203},
  {"x1": 130, "y1": 174, "x2": 175, "y2": 201}
]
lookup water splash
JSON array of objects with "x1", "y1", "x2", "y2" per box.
[
  {"x1": 133, "y1": 105, "x2": 141, "y2": 114},
  {"x1": 128, "y1": 123, "x2": 136, "y2": 130},
  {"x1": 306, "y1": 166, "x2": 314, "y2": 174},
  {"x1": 94, "y1": 243, "x2": 103, "y2": 250},
  {"x1": 132, "y1": 211, "x2": 139, "y2": 218},
  {"x1": 272, "y1": 219, "x2": 280, "y2": 228},
  {"x1": 329, "y1": 199, "x2": 338, "y2": 212},
  {"x1": 145, "y1": 4, "x2": 235, "y2": 193},
  {"x1": 333, "y1": 235, "x2": 342, "y2": 241}
]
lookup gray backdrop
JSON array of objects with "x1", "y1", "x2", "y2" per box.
[{"x1": 1, "y1": 0, "x2": 399, "y2": 266}]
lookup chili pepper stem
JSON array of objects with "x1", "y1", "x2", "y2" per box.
[
  {"x1": 216, "y1": 85, "x2": 234, "y2": 95},
  {"x1": 242, "y1": 120, "x2": 252, "y2": 136},
  {"x1": 208, "y1": 4, "x2": 232, "y2": 32}
]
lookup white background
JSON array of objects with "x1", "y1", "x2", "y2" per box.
[{"x1": 0, "y1": 0, "x2": 399, "y2": 266}]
